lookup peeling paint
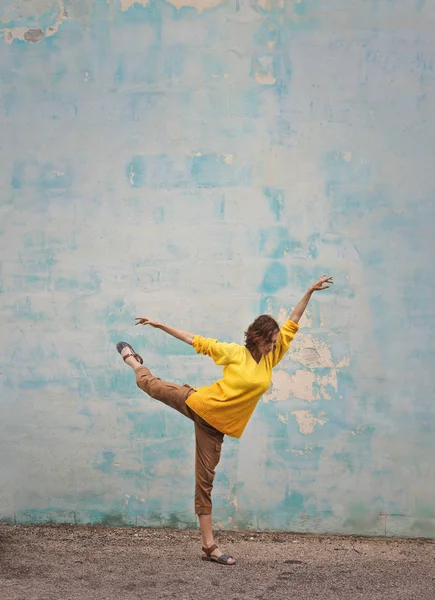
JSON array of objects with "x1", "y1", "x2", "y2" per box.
[
  {"x1": 257, "y1": 0, "x2": 284, "y2": 11},
  {"x1": 25, "y1": 28, "x2": 45, "y2": 43},
  {"x1": 120, "y1": 0, "x2": 149, "y2": 10},
  {"x1": 165, "y1": 0, "x2": 228, "y2": 13},
  {"x1": 46, "y1": 6, "x2": 68, "y2": 38},
  {"x1": 1, "y1": 6, "x2": 68, "y2": 44},
  {"x1": 2, "y1": 27, "x2": 40, "y2": 44},
  {"x1": 230, "y1": 495, "x2": 238, "y2": 510},
  {"x1": 290, "y1": 446, "x2": 313, "y2": 455},
  {"x1": 292, "y1": 410, "x2": 327, "y2": 435},
  {"x1": 290, "y1": 334, "x2": 336, "y2": 368},
  {"x1": 277, "y1": 412, "x2": 288, "y2": 424},
  {"x1": 0, "y1": 0, "x2": 58, "y2": 22},
  {"x1": 253, "y1": 57, "x2": 276, "y2": 85},
  {"x1": 269, "y1": 369, "x2": 337, "y2": 403},
  {"x1": 336, "y1": 354, "x2": 350, "y2": 368}
]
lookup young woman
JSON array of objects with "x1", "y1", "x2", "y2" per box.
[{"x1": 116, "y1": 274, "x2": 333, "y2": 565}]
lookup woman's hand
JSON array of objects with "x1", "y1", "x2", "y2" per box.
[
  {"x1": 135, "y1": 317, "x2": 161, "y2": 328},
  {"x1": 135, "y1": 318, "x2": 194, "y2": 345},
  {"x1": 308, "y1": 275, "x2": 334, "y2": 292}
]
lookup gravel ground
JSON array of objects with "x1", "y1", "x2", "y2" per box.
[{"x1": 0, "y1": 525, "x2": 434, "y2": 600}]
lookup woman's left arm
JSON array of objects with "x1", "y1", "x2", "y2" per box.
[
  {"x1": 270, "y1": 275, "x2": 334, "y2": 366},
  {"x1": 289, "y1": 275, "x2": 334, "y2": 324}
]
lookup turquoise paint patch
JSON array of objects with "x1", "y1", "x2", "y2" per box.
[
  {"x1": 323, "y1": 151, "x2": 372, "y2": 187},
  {"x1": 15, "y1": 509, "x2": 77, "y2": 525},
  {"x1": 165, "y1": 45, "x2": 186, "y2": 80},
  {"x1": 54, "y1": 271, "x2": 101, "y2": 294},
  {"x1": 101, "y1": 298, "x2": 138, "y2": 327},
  {"x1": 11, "y1": 160, "x2": 72, "y2": 190},
  {"x1": 258, "y1": 227, "x2": 318, "y2": 260},
  {"x1": 18, "y1": 252, "x2": 57, "y2": 275},
  {"x1": 285, "y1": 0, "x2": 319, "y2": 30},
  {"x1": 52, "y1": 64, "x2": 67, "y2": 85},
  {"x1": 13, "y1": 296, "x2": 45, "y2": 321},
  {"x1": 129, "y1": 91, "x2": 162, "y2": 120},
  {"x1": 254, "y1": 17, "x2": 281, "y2": 46},
  {"x1": 230, "y1": 89, "x2": 263, "y2": 119},
  {"x1": 191, "y1": 154, "x2": 252, "y2": 188},
  {"x1": 153, "y1": 206, "x2": 165, "y2": 223},
  {"x1": 39, "y1": 164, "x2": 72, "y2": 189},
  {"x1": 201, "y1": 53, "x2": 225, "y2": 80},
  {"x1": 333, "y1": 453, "x2": 354, "y2": 474},
  {"x1": 130, "y1": 44, "x2": 185, "y2": 84},
  {"x1": 0, "y1": 8, "x2": 57, "y2": 31},
  {"x1": 260, "y1": 261, "x2": 288, "y2": 293},
  {"x1": 270, "y1": 116, "x2": 295, "y2": 146},
  {"x1": 273, "y1": 50, "x2": 292, "y2": 94},
  {"x1": 115, "y1": 59, "x2": 125, "y2": 84},
  {"x1": 125, "y1": 410, "x2": 167, "y2": 440},
  {"x1": 281, "y1": 489, "x2": 306, "y2": 512},
  {"x1": 253, "y1": 0, "x2": 285, "y2": 15},
  {"x1": 258, "y1": 295, "x2": 279, "y2": 316},
  {"x1": 126, "y1": 156, "x2": 146, "y2": 187},
  {"x1": 114, "y1": 0, "x2": 163, "y2": 24},
  {"x1": 18, "y1": 377, "x2": 62, "y2": 390},
  {"x1": 93, "y1": 370, "x2": 137, "y2": 398},
  {"x1": 126, "y1": 155, "x2": 190, "y2": 188},
  {"x1": 131, "y1": 47, "x2": 159, "y2": 84},
  {"x1": 67, "y1": 360, "x2": 93, "y2": 396},
  {"x1": 264, "y1": 187, "x2": 285, "y2": 221},
  {"x1": 1, "y1": 91, "x2": 17, "y2": 117},
  {"x1": 94, "y1": 450, "x2": 116, "y2": 475},
  {"x1": 213, "y1": 197, "x2": 225, "y2": 220},
  {"x1": 11, "y1": 161, "x2": 24, "y2": 189},
  {"x1": 292, "y1": 0, "x2": 318, "y2": 16},
  {"x1": 10, "y1": 274, "x2": 46, "y2": 293},
  {"x1": 152, "y1": 336, "x2": 197, "y2": 356}
]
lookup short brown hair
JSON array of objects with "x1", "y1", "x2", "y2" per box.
[{"x1": 244, "y1": 315, "x2": 280, "y2": 352}]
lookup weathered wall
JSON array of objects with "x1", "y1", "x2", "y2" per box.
[{"x1": 1, "y1": 0, "x2": 434, "y2": 536}]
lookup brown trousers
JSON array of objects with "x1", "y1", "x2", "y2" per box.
[{"x1": 135, "y1": 366, "x2": 224, "y2": 515}]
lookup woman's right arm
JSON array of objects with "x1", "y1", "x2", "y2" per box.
[{"x1": 135, "y1": 317, "x2": 194, "y2": 345}]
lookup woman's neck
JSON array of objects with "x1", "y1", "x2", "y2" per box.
[{"x1": 249, "y1": 348, "x2": 262, "y2": 364}]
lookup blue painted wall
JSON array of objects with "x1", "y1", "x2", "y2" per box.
[{"x1": 1, "y1": 0, "x2": 434, "y2": 536}]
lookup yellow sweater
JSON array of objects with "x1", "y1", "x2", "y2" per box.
[{"x1": 186, "y1": 320, "x2": 299, "y2": 438}]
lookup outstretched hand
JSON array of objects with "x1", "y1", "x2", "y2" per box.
[
  {"x1": 309, "y1": 274, "x2": 334, "y2": 292},
  {"x1": 135, "y1": 317, "x2": 160, "y2": 327}
]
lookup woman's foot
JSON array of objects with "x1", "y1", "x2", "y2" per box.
[
  {"x1": 116, "y1": 342, "x2": 143, "y2": 370},
  {"x1": 202, "y1": 544, "x2": 236, "y2": 565}
]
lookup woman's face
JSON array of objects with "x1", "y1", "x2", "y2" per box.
[{"x1": 256, "y1": 330, "x2": 280, "y2": 356}]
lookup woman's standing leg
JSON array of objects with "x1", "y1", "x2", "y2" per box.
[{"x1": 195, "y1": 421, "x2": 235, "y2": 565}]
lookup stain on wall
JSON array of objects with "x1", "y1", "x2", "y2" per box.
[{"x1": 1, "y1": 0, "x2": 434, "y2": 537}]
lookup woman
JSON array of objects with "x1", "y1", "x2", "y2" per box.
[{"x1": 116, "y1": 274, "x2": 333, "y2": 565}]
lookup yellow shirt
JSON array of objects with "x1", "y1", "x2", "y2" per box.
[{"x1": 186, "y1": 320, "x2": 299, "y2": 438}]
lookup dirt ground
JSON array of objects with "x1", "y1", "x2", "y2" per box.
[{"x1": 1, "y1": 525, "x2": 434, "y2": 600}]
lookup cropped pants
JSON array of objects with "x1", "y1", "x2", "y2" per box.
[{"x1": 135, "y1": 366, "x2": 224, "y2": 515}]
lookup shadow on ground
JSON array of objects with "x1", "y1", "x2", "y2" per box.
[{"x1": 0, "y1": 525, "x2": 434, "y2": 599}]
